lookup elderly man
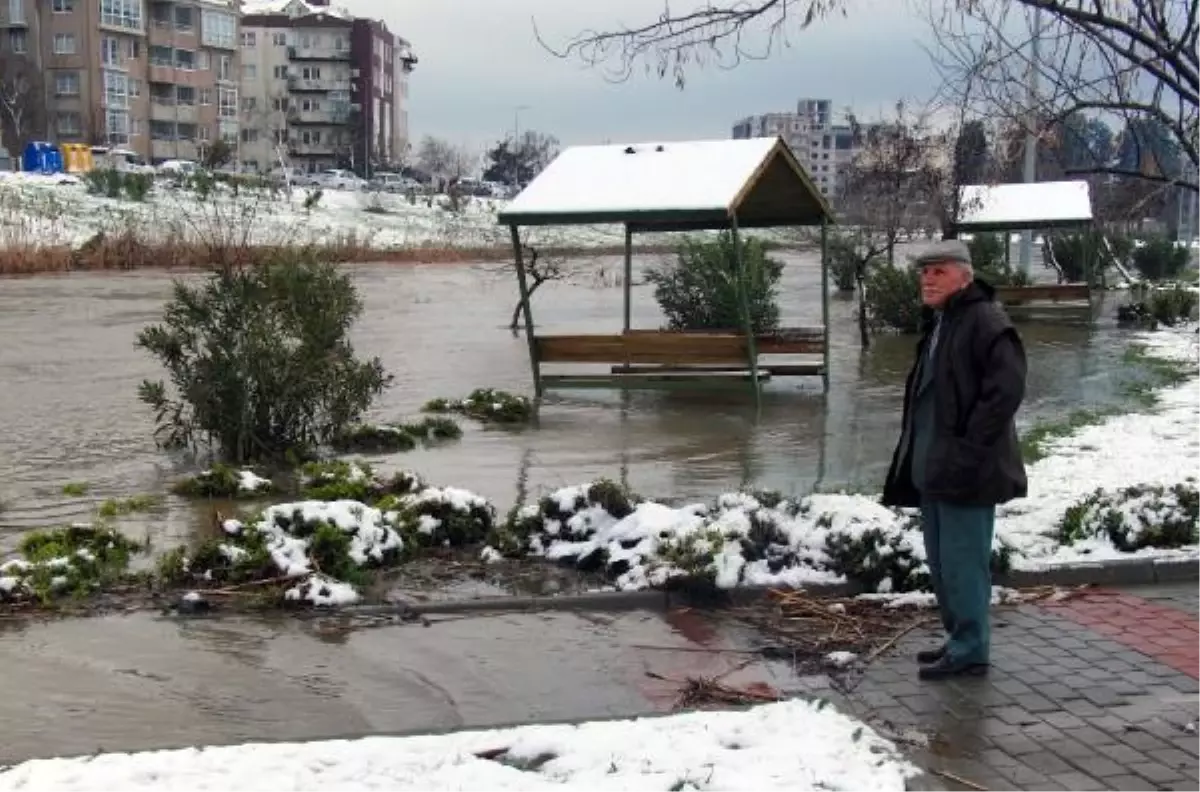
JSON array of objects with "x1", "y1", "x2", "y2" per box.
[{"x1": 882, "y1": 239, "x2": 1028, "y2": 681}]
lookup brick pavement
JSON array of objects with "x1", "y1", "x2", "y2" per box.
[{"x1": 815, "y1": 583, "x2": 1199, "y2": 791}]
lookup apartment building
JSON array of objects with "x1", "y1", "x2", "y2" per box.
[
  {"x1": 239, "y1": 0, "x2": 409, "y2": 174},
  {"x1": 732, "y1": 98, "x2": 857, "y2": 196},
  {"x1": 393, "y1": 35, "x2": 414, "y2": 162},
  {"x1": 0, "y1": 0, "x2": 239, "y2": 162}
]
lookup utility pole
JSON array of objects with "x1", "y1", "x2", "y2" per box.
[
  {"x1": 512, "y1": 104, "x2": 529, "y2": 187},
  {"x1": 1018, "y1": 7, "x2": 1042, "y2": 275}
]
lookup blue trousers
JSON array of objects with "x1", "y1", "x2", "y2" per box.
[{"x1": 920, "y1": 500, "x2": 995, "y2": 665}]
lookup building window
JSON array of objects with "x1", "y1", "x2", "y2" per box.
[
  {"x1": 197, "y1": 51, "x2": 209, "y2": 70},
  {"x1": 174, "y1": 49, "x2": 195, "y2": 70},
  {"x1": 7, "y1": 0, "x2": 24, "y2": 24},
  {"x1": 106, "y1": 108, "x2": 130, "y2": 145},
  {"x1": 128, "y1": 39, "x2": 139, "y2": 59},
  {"x1": 100, "y1": 0, "x2": 143, "y2": 31},
  {"x1": 174, "y1": 5, "x2": 193, "y2": 31},
  {"x1": 241, "y1": 31, "x2": 256, "y2": 47},
  {"x1": 241, "y1": 128, "x2": 258, "y2": 143},
  {"x1": 149, "y1": 120, "x2": 174, "y2": 140},
  {"x1": 273, "y1": 32, "x2": 286, "y2": 46},
  {"x1": 241, "y1": 97, "x2": 256, "y2": 112},
  {"x1": 149, "y1": 45, "x2": 171, "y2": 66},
  {"x1": 199, "y1": 88, "x2": 212, "y2": 105},
  {"x1": 301, "y1": 99, "x2": 319, "y2": 112},
  {"x1": 176, "y1": 85, "x2": 195, "y2": 105},
  {"x1": 101, "y1": 36, "x2": 121, "y2": 66},
  {"x1": 103, "y1": 70, "x2": 129, "y2": 108},
  {"x1": 57, "y1": 112, "x2": 83, "y2": 136},
  {"x1": 217, "y1": 54, "x2": 232, "y2": 81},
  {"x1": 55, "y1": 72, "x2": 81, "y2": 96},
  {"x1": 218, "y1": 86, "x2": 237, "y2": 118},
  {"x1": 53, "y1": 0, "x2": 75, "y2": 13},
  {"x1": 301, "y1": 66, "x2": 321, "y2": 80},
  {"x1": 45, "y1": 32, "x2": 70, "y2": 54},
  {"x1": 9, "y1": 30, "x2": 27, "y2": 54},
  {"x1": 200, "y1": 10, "x2": 236, "y2": 49}
]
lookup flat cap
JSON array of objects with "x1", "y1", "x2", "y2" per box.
[{"x1": 913, "y1": 239, "x2": 972, "y2": 267}]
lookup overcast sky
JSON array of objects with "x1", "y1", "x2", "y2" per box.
[{"x1": 340, "y1": 0, "x2": 940, "y2": 151}]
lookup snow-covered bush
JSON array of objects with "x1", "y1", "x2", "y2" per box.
[
  {"x1": 423, "y1": 388, "x2": 535, "y2": 424},
  {"x1": 1058, "y1": 481, "x2": 1199, "y2": 552}
]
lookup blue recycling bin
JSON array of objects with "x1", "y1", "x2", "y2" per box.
[{"x1": 22, "y1": 141, "x2": 64, "y2": 174}]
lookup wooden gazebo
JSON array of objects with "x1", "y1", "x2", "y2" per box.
[
  {"x1": 953, "y1": 180, "x2": 1096, "y2": 321},
  {"x1": 496, "y1": 137, "x2": 836, "y2": 401}
]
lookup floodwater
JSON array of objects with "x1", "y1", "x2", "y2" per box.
[
  {"x1": 0, "y1": 250, "x2": 1136, "y2": 552},
  {"x1": 0, "y1": 607, "x2": 811, "y2": 764}
]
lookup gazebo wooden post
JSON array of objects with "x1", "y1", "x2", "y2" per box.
[
  {"x1": 729, "y1": 213, "x2": 762, "y2": 406},
  {"x1": 622, "y1": 224, "x2": 633, "y2": 332},
  {"x1": 820, "y1": 217, "x2": 831, "y2": 393},
  {"x1": 510, "y1": 224, "x2": 543, "y2": 396}
]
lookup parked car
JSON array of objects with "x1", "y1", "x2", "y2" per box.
[
  {"x1": 156, "y1": 159, "x2": 200, "y2": 177},
  {"x1": 314, "y1": 169, "x2": 367, "y2": 191},
  {"x1": 368, "y1": 172, "x2": 422, "y2": 193}
]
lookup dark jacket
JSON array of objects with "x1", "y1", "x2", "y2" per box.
[{"x1": 882, "y1": 279, "x2": 1028, "y2": 508}]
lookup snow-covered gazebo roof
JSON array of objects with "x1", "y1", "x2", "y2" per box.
[
  {"x1": 497, "y1": 137, "x2": 834, "y2": 232},
  {"x1": 954, "y1": 180, "x2": 1093, "y2": 232}
]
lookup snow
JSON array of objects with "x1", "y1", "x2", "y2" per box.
[
  {"x1": 241, "y1": 0, "x2": 351, "y2": 19},
  {"x1": 0, "y1": 698, "x2": 917, "y2": 792},
  {"x1": 260, "y1": 500, "x2": 405, "y2": 568},
  {"x1": 0, "y1": 171, "x2": 631, "y2": 251},
  {"x1": 824, "y1": 650, "x2": 858, "y2": 668},
  {"x1": 512, "y1": 326, "x2": 1199, "y2": 591},
  {"x1": 237, "y1": 470, "x2": 271, "y2": 493},
  {"x1": 284, "y1": 574, "x2": 360, "y2": 607},
  {"x1": 499, "y1": 138, "x2": 782, "y2": 221},
  {"x1": 957, "y1": 180, "x2": 1093, "y2": 228}
]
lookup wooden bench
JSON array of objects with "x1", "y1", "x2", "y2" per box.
[
  {"x1": 535, "y1": 333, "x2": 749, "y2": 367},
  {"x1": 619, "y1": 327, "x2": 826, "y2": 377},
  {"x1": 994, "y1": 284, "x2": 1091, "y2": 304}
]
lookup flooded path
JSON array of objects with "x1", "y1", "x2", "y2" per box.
[
  {"x1": 0, "y1": 252, "x2": 1136, "y2": 553},
  {"x1": 0, "y1": 607, "x2": 806, "y2": 765}
]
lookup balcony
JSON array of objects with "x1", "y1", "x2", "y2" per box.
[
  {"x1": 151, "y1": 139, "x2": 199, "y2": 161},
  {"x1": 151, "y1": 101, "x2": 198, "y2": 124},
  {"x1": 149, "y1": 64, "x2": 204, "y2": 86},
  {"x1": 289, "y1": 140, "x2": 337, "y2": 156},
  {"x1": 287, "y1": 76, "x2": 351, "y2": 93},
  {"x1": 287, "y1": 108, "x2": 350, "y2": 126},
  {"x1": 288, "y1": 45, "x2": 351, "y2": 62},
  {"x1": 148, "y1": 22, "x2": 198, "y2": 48}
]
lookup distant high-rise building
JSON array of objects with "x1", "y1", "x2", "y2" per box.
[{"x1": 732, "y1": 98, "x2": 858, "y2": 196}]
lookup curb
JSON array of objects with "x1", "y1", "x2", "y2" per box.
[{"x1": 340, "y1": 557, "x2": 1197, "y2": 618}]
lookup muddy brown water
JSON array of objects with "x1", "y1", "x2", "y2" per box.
[
  {"x1": 0, "y1": 250, "x2": 1134, "y2": 554},
  {"x1": 0, "y1": 607, "x2": 814, "y2": 765}
]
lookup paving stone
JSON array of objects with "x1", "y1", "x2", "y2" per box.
[
  {"x1": 1080, "y1": 686, "x2": 1127, "y2": 707},
  {"x1": 1055, "y1": 636, "x2": 1090, "y2": 650},
  {"x1": 1064, "y1": 753, "x2": 1128, "y2": 779},
  {"x1": 992, "y1": 678, "x2": 1035, "y2": 697},
  {"x1": 1093, "y1": 743, "x2": 1151, "y2": 765},
  {"x1": 1061, "y1": 698, "x2": 1108, "y2": 718},
  {"x1": 991, "y1": 733, "x2": 1043, "y2": 756},
  {"x1": 1013, "y1": 692, "x2": 1062, "y2": 713},
  {"x1": 1081, "y1": 667, "x2": 1117, "y2": 682},
  {"x1": 1032, "y1": 681, "x2": 1082, "y2": 701},
  {"x1": 1120, "y1": 729, "x2": 1173, "y2": 752},
  {"x1": 1043, "y1": 711, "x2": 1088, "y2": 730},
  {"x1": 1044, "y1": 737, "x2": 1104, "y2": 762},
  {"x1": 1146, "y1": 747, "x2": 1197, "y2": 770},
  {"x1": 992, "y1": 705, "x2": 1041, "y2": 726},
  {"x1": 1020, "y1": 750, "x2": 1075, "y2": 775},
  {"x1": 1103, "y1": 774, "x2": 1159, "y2": 790},
  {"x1": 894, "y1": 695, "x2": 944, "y2": 715},
  {"x1": 996, "y1": 763, "x2": 1056, "y2": 789},
  {"x1": 1049, "y1": 770, "x2": 1102, "y2": 790},
  {"x1": 1126, "y1": 762, "x2": 1187, "y2": 784},
  {"x1": 977, "y1": 747, "x2": 1022, "y2": 768},
  {"x1": 1060, "y1": 725, "x2": 1121, "y2": 747}
]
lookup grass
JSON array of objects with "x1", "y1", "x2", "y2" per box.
[
  {"x1": 61, "y1": 481, "x2": 90, "y2": 496},
  {"x1": 97, "y1": 494, "x2": 163, "y2": 518},
  {"x1": 1020, "y1": 338, "x2": 1195, "y2": 463}
]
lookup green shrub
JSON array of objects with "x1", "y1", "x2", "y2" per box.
[
  {"x1": 1148, "y1": 286, "x2": 1198, "y2": 327},
  {"x1": 645, "y1": 232, "x2": 783, "y2": 333},
  {"x1": 968, "y1": 232, "x2": 1031, "y2": 286},
  {"x1": 84, "y1": 168, "x2": 125, "y2": 199},
  {"x1": 123, "y1": 172, "x2": 153, "y2": 201},
  {"x1": 826, "y1": 234, "x2": 859, "y2": 292},
  {"x1": 303, "y1": 188, "x2": 323, "y2": 212},
  {"x1": 863, "y1": 262, "x2": 923, "y2": 334},
  {"x1": 1057, "y1": 482, "x2": 1199, "y2": 551},
  {"x1": 423, "y1": 388, "x2": 535, "y2": 424},
  {"x1": 1132, "y1": 237, "x2": 1190, "y2": 282},
  {"x1": 1049, "y1": 231, "x2": 1103, "y2": 284},
  {"x1": 136, "y1": 248, "x2": 392, "y2": 463}
]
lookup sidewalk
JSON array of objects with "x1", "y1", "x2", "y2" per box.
[{"x1": 824, "y1": 583, "x2": 1199, "y2": 791}]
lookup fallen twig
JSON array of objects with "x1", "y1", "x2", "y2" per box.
[
  {"x1": 206, "y1": 573, "x2": 307, "y2": 595},
  {"x1": 865, "y1": 616, "x2": 937, "y2": 664},
  {"x1": 932, "y1": 768, "x2": 988, "y2": 790}
]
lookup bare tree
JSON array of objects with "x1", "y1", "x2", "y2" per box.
[
  {"x1": 835, "y1": 102, "x2": 955, "y2": 347},
  {"x1": 415, "y1": 135, "x2": 473, "y2": 191},
  {"x1": 0, "y1": 51, "x2": 46, "y2": 156},
  {"x1": 926, "y1": 0, "x2": 1197, "y2": 192},
  {"x1": 539, "y1": 0, "x2": 844, "y2": 86}
]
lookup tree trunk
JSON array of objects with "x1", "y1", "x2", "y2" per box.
[
  {"x1": 856, "y1": 263, "x2": 871, "y2": 350},
  {"x1": 508, "y1": 276, "x2": 545, "y2": 332}
]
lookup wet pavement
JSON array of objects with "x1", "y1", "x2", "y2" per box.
[
  {"x1": 0, "y1": 605, "x2": 805, "y2": 766},
  {"x1": 822, "y1": 583, "x2": 1200, "y2": 791}
]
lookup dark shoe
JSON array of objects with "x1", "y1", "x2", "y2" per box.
[
  {"x1": 916, "y1": 646, "x2": 946, "y2": 664},
  {"x1": 917, "y1": 657, "x2": 990, "y2": 681}
]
